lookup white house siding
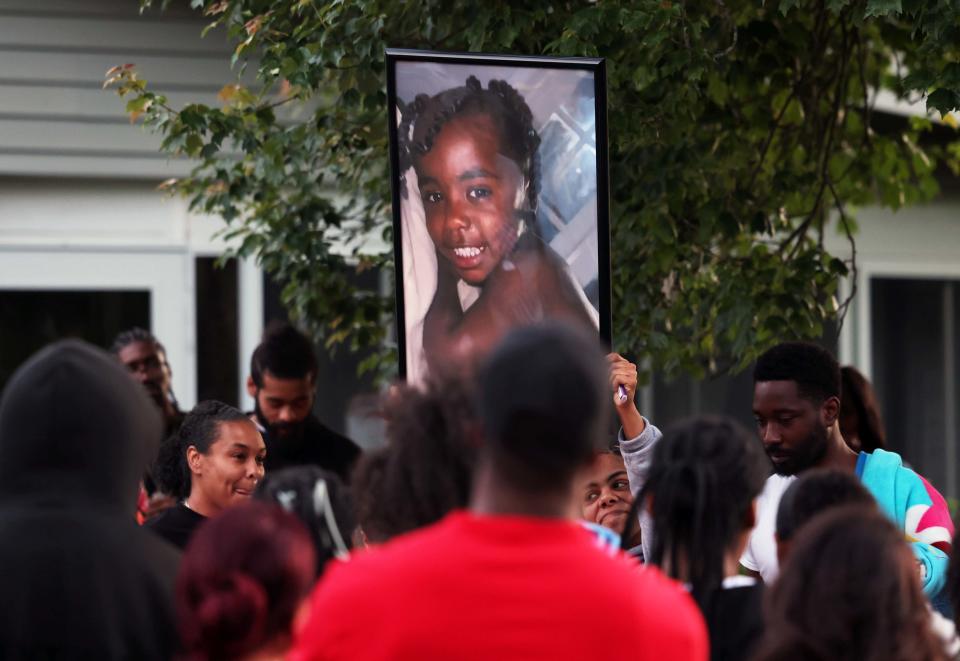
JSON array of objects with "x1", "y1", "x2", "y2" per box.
[
  {"x1": 826, "y1": 193, "x2": 960, "y2": 500},
  {"x1": 0, "y1": 0, "x2": 262, "y2": 409},
  {"x1": 0, "y1": 0, "x2": 237, "y2": 178}
]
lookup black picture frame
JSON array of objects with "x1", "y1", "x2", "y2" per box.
[{"x1": 386, "y1": 48, "x2": 611, "y2": 382}]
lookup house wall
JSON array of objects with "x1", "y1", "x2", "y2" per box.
[
  {"x1": 829, "y1": 194, "x2": 960, "y2": 499},
  {"x1": 0, "y1": 175, "x2": 264, "y2": 410},
  {"x1": 0, "y1": 0, "x2": 234, "y2": 178},
  {"x1": 0, "y1": 0, "x2": 262, "y2": 410}
]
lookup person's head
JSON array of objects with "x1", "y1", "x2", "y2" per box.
[
  {"x1": 352, "y1": 374, "x2": 477, "y2": 544},
  {"x1": 177, "y1": 501, "x2": 316, "y2": 661},
  {"x1": 255, "y1": 466, "x2": 354, "y2": 576},
  {"x1": 247, "y1": 322, "x2": 318, "y2": 440},
  {"x1": 401, "y1": 75, "x2": 540, "y2": 286},
  {"x1": 840, "y1": 365, "x2": 886, "y2": 453},
  {"x1": 580, "y1": 447, "x2": 640, "y2": 547},
  {"x1": 0, "y1": 340, "x2": 162, "y2": 511},
  {"x1": 477, "y1": 323, "x2": 608, "y2": 498},
  {"x1": 774, "y1": 468, "x2": 877, "y2": 566},
  {"x1": 153, "y1": 401, "x2": 265, "y2": 516},
  {"x1": 754, "y1": 507, "x2": 943, "y2": 661},
  {"x1": 641, "y1": 416, "x2": 768, "y2": 604},
  {"x1": 111, "y1": 327, "x2": 176, "y2": 415},
  {"x1": 752, "y1": 341, "x2": 841, "y2": 476}
]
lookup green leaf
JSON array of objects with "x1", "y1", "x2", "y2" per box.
[
  {"x1": 108, "y1": 0, "x2": 960, "y2": 385},
  {"x1": 865, "y1": 0, "x2": 903, "y2": 17},
  {"x1": 928, "y1": 88, "x2": 960, "y2": 114},
  {"x1": 185, "y1": 133, "x2": 204, "y2": 155},
  {"x1": 778, "y1": 0, "x2": 801, "y2": 15}
]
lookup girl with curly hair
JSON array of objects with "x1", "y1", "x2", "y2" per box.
[{"x1": 399, "y1": 75, "x2": 598, "y2": 370}]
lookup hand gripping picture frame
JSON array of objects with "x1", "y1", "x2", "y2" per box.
[{"x1": 386, "y1": 48, "x2": 612, "y2": 383}]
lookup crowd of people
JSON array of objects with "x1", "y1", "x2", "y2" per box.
[{"x1": 0, "y1": 319, "x2": 959, "y2": 660}]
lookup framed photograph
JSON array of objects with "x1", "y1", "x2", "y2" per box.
[{"x1": 386, "y1": 48, "x2": 611, "y2": 383}]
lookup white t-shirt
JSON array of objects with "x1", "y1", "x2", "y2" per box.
[{"x1": 740, "y1": 474, "x2": 796, "y2": 583}]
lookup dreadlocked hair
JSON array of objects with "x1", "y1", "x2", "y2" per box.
[
  {"x1": 109, "y1": 327, "x2": 180, "y2": 416},
  {"x1": 352, "y1": 373, "x2": 477, "y2": 543},
  {"x1": 110, "y1": 327, "x2": 165, "y2": 356},
  {"x1": 398, "y1": 75, "x2": 541, "y2": 222},
  {"x1": 641, "y1": 416, "x2": 769, "y2": 608}
]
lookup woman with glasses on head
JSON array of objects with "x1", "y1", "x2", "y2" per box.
[{"x1": 255, "y1": 466, "x2": 353, "y2": 577}]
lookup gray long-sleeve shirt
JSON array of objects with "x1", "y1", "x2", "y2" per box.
[{"x1": 618, "y1": 416, "x2": 662, "y2": 563}]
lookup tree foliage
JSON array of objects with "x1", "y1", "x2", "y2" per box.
[{"x1": 107, "y1": 0, "x2": 960, "y2": 379}]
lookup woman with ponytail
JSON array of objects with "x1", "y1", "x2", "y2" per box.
[
  {"x1": 177, "y1": 501, "x2": 316, "y2": 661},
  {"x1": 148, "y1": 401, "x2": 266, "y2": 549},
  {"x1": 640, "y1": 416, "x2": 769, "y2": 661}
]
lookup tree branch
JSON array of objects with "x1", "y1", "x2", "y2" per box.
[
  {"x1": 747, "y1": 90, "x2": 797, "y2": 191},
  {"x1": 828, "y1": 178, "x2": 857, "y2": 329}
]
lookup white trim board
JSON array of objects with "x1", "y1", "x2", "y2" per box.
[
  {"x1": 0, "y1": 248, "x2": 198, "y2": 408},
  {"x1": 851, "y1": 259, "x2": 960, "y2": 382}
]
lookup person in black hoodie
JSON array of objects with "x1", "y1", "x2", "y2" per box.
[{"x1": 0, "y1": 339, "x2": 179, "y2": 660}]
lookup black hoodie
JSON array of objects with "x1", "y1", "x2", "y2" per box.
[{"x1": 0, "y1": 340, "x2": 180, "y2": 660}]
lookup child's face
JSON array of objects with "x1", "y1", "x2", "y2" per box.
[{"x1": 415, "y1": 114, "x2": 523, "y2": 286}]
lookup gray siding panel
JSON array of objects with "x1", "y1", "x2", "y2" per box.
[
  {"x1": 0, "y1": 0, "x2": 204, "y2": 19},
  {"x1": 0, "y1": 85, "x2": 220, "y2": 118},
  {"x1": 0, "y1": 15, "x2": 229, "y2": 53},
  {"x1": 0, "y1": 153, "x2": 192, "y2": 177},
  {"x1": 1, "y1": 118, "x2": 172, "y2": 151},
  {"x1": 0, "y1": 0, "x2": 238, "y2": 179},
  {"x1": 0, "y1": 51, "x2": 240, "y2": 88}
]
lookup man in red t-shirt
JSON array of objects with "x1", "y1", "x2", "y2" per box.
[{"x1": 292, "y1": 324, "x2": 708, "y2": 661}]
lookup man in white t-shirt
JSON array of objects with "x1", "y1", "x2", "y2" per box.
[
  {"x1": 615, "y1": 342, "x2": 951, "y2": 599},
  {"x1": 739, "y1": 474, "x2": 794, "y2": 582},
  {"x1": 611, "y1": 343, "x2": 859, "y2": 579},
  {"x1": 739, "y1": 341, "x2": 959, "y2": 598},
  {"x1": 739, "y1": 342, "x2": 861, "y2": 581}
]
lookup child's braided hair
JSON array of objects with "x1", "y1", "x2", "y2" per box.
[{"x1": 398, "y1": 75, "x2": 541, "y2": 221}]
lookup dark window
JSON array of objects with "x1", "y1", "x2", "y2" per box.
[
  {"x1": 871, "y1": 278, "x2": 959, "y2": 499},
  {"x1": 262, "y1": 268, "x2": 380, "y2": 437},
  {"x1": 195, "y1": 257, "x2": 239, "y2": 405},
  {"x1": 0, "y1": 289, "x2": 149, "y2": 393}
]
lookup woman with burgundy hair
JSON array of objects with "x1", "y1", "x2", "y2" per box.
[{"x1": 176, "y1": 501, "x2": 316, "y2": 661}]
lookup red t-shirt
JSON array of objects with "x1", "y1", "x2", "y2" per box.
[{"x1": 291, "y1": 511, "x2": 707, "y2": 661}]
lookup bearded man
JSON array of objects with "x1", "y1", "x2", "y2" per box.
[
  {"x1": 247, "y1": 323, "x2": 361, "y2": 482},
  {"x1": 614, "y1": 341, "x2": 953, "y2": 603},
  {"x1": 741, "y1": 342, "x2": 952, "y2": 601}
]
